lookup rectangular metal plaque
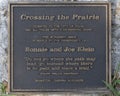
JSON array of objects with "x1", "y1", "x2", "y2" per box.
[{"x1": 9, "y1": 2, "x2": 111, "y2": 92}]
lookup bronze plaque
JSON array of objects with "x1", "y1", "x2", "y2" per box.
[{"x1": 9, "y1": 2, "x2": 111, "y2": 92}]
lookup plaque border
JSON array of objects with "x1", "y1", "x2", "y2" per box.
[{"x1": 9, "y1": 2, "x2": 111, "y2": 93}]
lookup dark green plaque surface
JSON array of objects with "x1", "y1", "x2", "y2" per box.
[{"x1": 9, "y1": 2, "x2": 111, "y2": 92}]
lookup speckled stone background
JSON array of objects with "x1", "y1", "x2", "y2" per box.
[{"x1": 0, "y1": 0, "x2": 120, "y2": 95}]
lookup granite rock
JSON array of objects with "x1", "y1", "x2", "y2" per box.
[{"x1": 0, "y1": 0, "x2": 8, "y2": 82}]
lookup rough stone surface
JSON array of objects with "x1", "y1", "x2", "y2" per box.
[
  {"x1": 0, "y1": 0, "x2": 120, "y2": 95},
  {"x1": 0, "y1": 0, "x2": 8, "y2": 82}
]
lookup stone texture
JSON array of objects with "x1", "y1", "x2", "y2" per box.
[
  {"x1": 0, "y1": 0, "x2": 120, "y2": 95},
  {"x1": 0, "y1": 0, "x2": 8, "y2": 82},
  {"x1": 9, "y1": 93, "x2": 105, "y2": 96},
  {"x1": 111, "y1": 0, "x2": 120, "y2": 71}
]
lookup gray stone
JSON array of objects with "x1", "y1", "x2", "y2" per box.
[{"x1": 0, "y1": 0, "x2": 8, "y2": 82}]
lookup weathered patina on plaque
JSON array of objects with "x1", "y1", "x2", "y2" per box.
[{"x1": 9, "y1": 3, "x2": 111, "y2": 92}]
